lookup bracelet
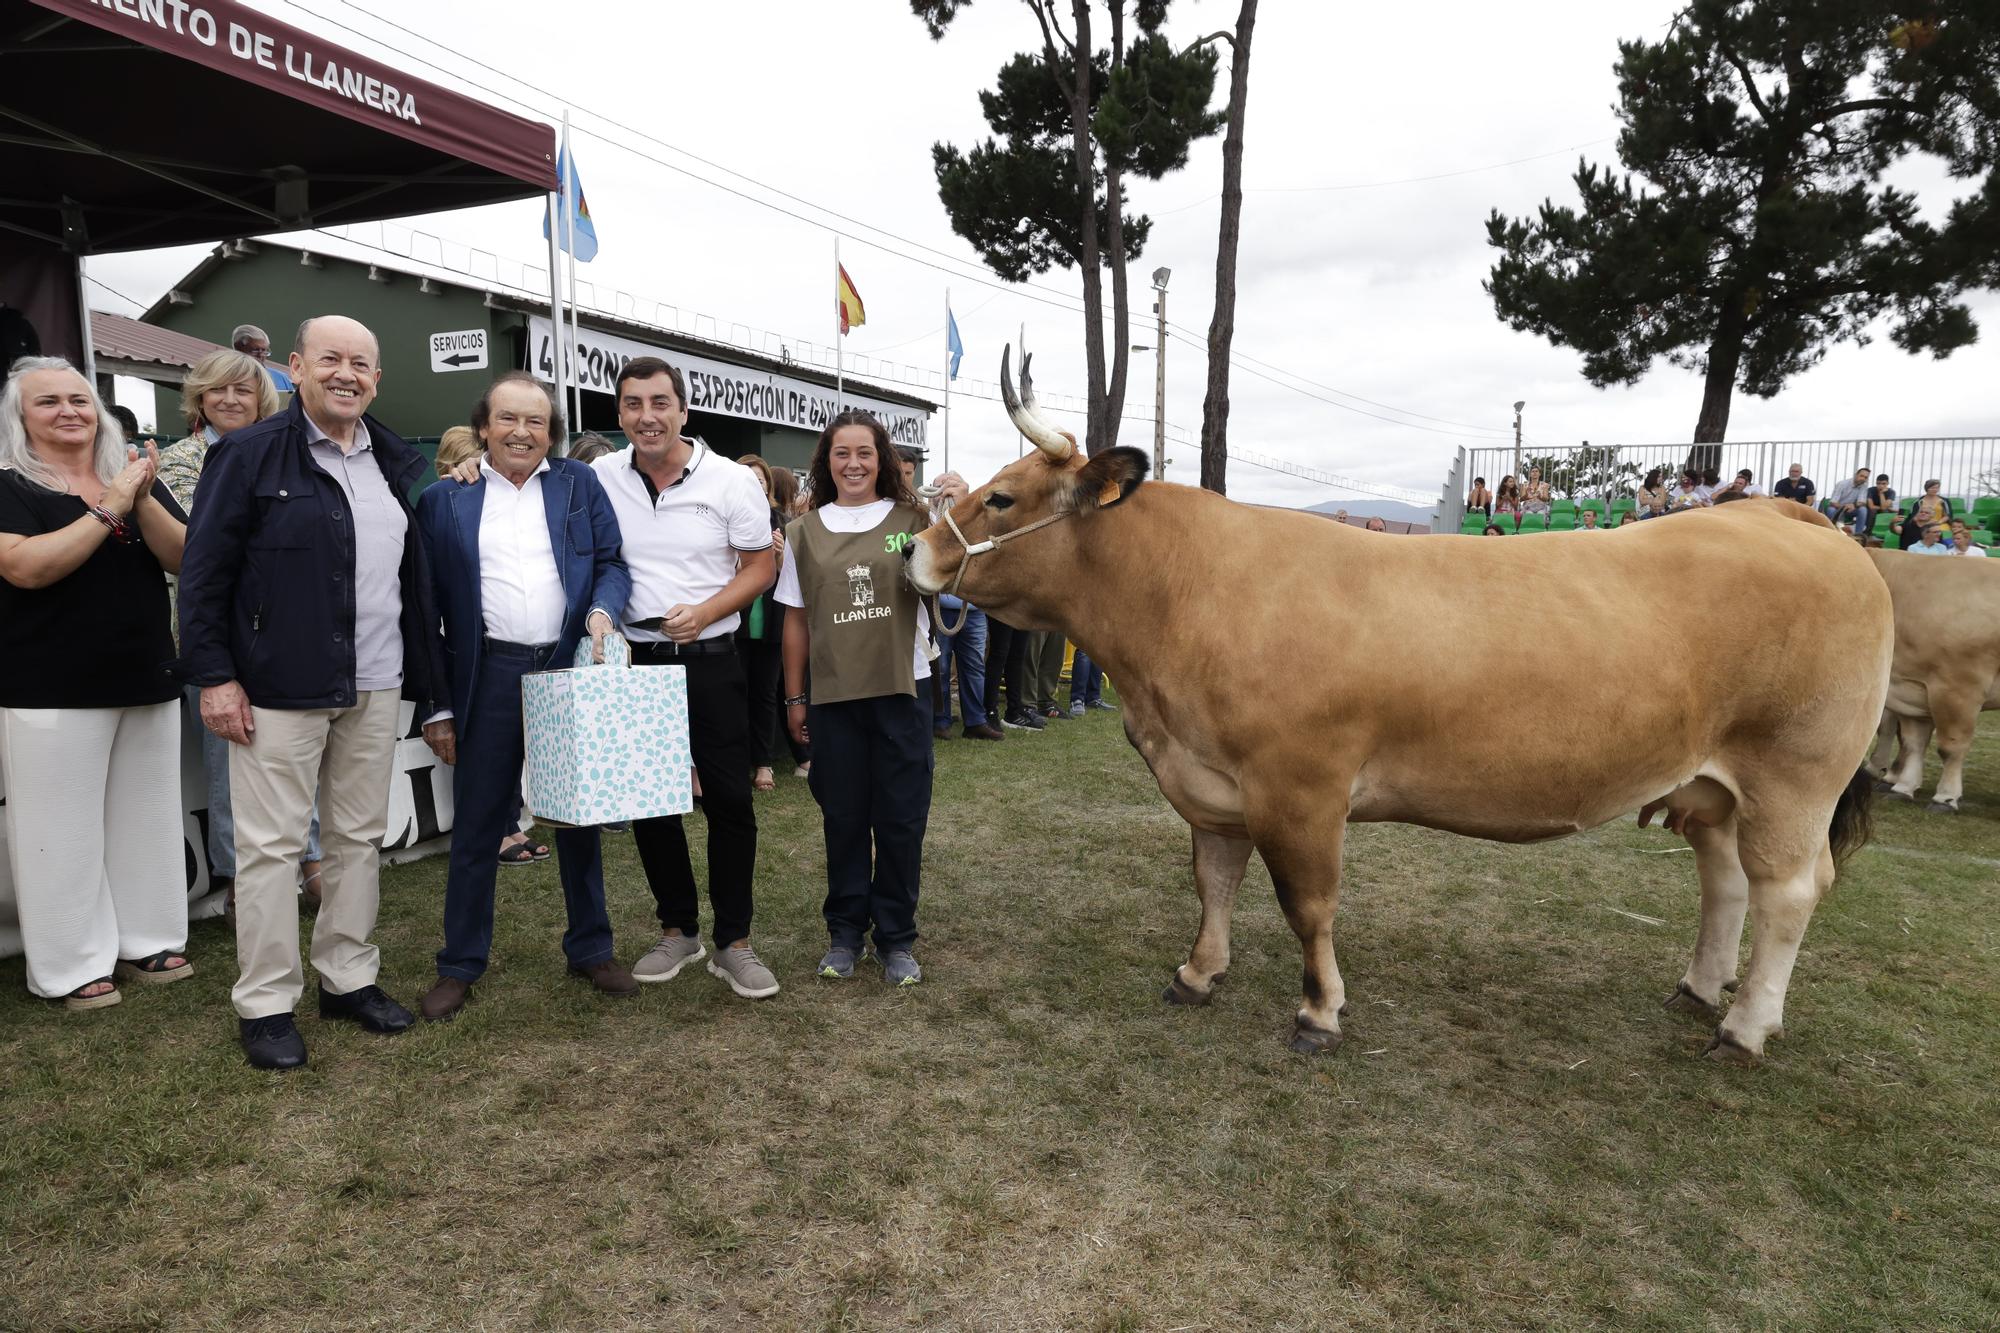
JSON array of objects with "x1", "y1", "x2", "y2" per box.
[
  {"x1": 783, "y1": 694, "x2": 808, "y2": 707},
  {"x1": 88, "y1": 505, "x2": 136, "y2": 543}
]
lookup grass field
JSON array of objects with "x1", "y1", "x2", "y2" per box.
[{"x1": 3, "y1": 708, "x2": 1998, "y2": 1331}]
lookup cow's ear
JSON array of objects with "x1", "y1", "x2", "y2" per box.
[{"x1": 1073, "y1": 446, "x2": 1150, "y2": 511}]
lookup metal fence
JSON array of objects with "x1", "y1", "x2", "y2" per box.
[{"x1": 1434, "y1": 438, "x2": 2000, "y2": 531}]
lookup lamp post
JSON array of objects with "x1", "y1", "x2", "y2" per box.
[
  {"x1": 1151, "y1": 266, "x2": 1171, "y2": 481},
  {"x1": 1512, "y1": 399, "x2": 1525, "y2": 477}
]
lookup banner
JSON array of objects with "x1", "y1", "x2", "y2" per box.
[{"x1": 528, "y1": 316, "x2": 928, "y2": 448}]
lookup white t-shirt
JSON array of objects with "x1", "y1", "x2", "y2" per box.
[
  {"x1": 592, "y1": 440, "x2": 772, "y2": 641},
  {"x1": 775, "y1": 498, "x2": 931, "y2": 681}
]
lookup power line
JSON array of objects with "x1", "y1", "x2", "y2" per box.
[{"x1": 1155, "y1": 138, "x2": 1614, "y2": 216}]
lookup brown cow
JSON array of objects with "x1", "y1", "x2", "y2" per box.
[
  {"x1": 907, "y1": 351, "x2": 1890, "y2": 1063},
  {"x1": 1864, "y1": 550, "x2": 2000, "y2": 812}
]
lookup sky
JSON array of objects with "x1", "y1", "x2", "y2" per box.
[{"x1": 88, "y1": 0, "x2": 2000, "y2": 509}]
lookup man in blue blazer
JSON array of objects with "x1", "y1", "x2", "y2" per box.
[{"x1": 415, "y1": 372, "x2": 632, "y2": 1021}]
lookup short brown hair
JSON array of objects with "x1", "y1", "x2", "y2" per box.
[
  {"x1": 615, "y1": 355, "x2": 686, "y2": 408},
  {"x1": 181, "y1": 348, "x2": 281, "y2": 433},
  {"x1": 470, "y1": 371, "x2": 564, "y2": 443}
]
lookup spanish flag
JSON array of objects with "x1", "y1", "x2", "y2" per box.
[{"x1": 837, "y1": 264, "x2": 866, "y2": 336}]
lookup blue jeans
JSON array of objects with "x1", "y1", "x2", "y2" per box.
[
  {"x1": 185, "y1": 684, "x2": 319, "y2": 881},
  {"x1": 1069, "y1": 652, "x2": 1104, "y2": 708},
  {"x1": 933, "y1": 598, "x2": 988, "y2": 730},
  {"x1": 436, "y1": 640, "x2": 612, "y2": 982}
]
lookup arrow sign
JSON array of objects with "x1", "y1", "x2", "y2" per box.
[{"x1": 429, "y1": 328, "x2": 488, "y2": 374}]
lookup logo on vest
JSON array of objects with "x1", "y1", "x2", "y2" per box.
[{"x1": 834, "y1": 561, "x2": 894, "y2": 624}]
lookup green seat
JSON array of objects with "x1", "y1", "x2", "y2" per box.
[
  {"x1": 1549, "y1": 514, "x2": 1575, "y2": 530},
  {"x1": 1609, "y1": 498, "x2": 1635, "y2": 512},
  {"x1": 1899, "y1": 497, "x2": 1920, "y2": 516},
  {"x1": 1972, "y1": 496, "x2": 2000, "y2": 521},
  {"x1": 1519, "y1": 513, "x2": 1548, "y2": 533},
  {"x1": 1579, "y1": 499, "x2": 1608, "y2": 518},
  {"x1": 1873, "y1": 513, "x2": 1896, "y2": 532},
  {"x1": 1946, "y1": 496, "x2": 1969, "y2": 515},
  {"x1": 1880, "y1": 533, "x2": 1901, "y2": 550},
  {"x1": 1551, "y1": 498, "x2": 1576, "y2": 516}
]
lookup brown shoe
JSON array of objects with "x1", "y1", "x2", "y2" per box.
[
  {"x1": 421, "y1": 976, "x2": 471, "y2": 1022},
  {"x1": 569, "y1": 959, "x2": 640, "y2": 997},
  {"x1": 962, "y1": 722, "x2": 1004, "y2": 741}
]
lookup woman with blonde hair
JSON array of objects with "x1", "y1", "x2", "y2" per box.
[{"x1": 433, "y1": 424, "x2": 480, "y2": 479}]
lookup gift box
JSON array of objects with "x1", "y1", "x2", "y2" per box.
[{"x1": 522, "y1": 654, "x2": 693, "y2": 827}]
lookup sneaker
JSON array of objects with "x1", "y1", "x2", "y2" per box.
[
  {"x1": 707, "y1": 943, "x2": 781, "y2": 999},
  {"x1": 601, "y1": 821, "x2": 629, "y2": 834},
  {"x1": 1069, "y1": 701, "x2": 1086, "y2": 718},
  {"x1": 881, "y1": 950, "x2": 923, "y2": 987},
  {"x1": 632, "y1": 933, "x2": 706, "y2": 983},
  {"x1": 1089, "y1": 699, "x2": 1118, "y2": 711},
  {"x1": 1000, "y1": 710, "x2": 1037, "y2": 731},
  {"x1": 817, "y1": 945, "x2": 858, "y2": 979},
  {"x1": 1041, "y1": 704, "x2": 1069, "y2": 721}
]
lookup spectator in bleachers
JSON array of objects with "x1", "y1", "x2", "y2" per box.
[
  {"x1": 1493, "y1": 476, "x2": 1522, "y2": 525},
  {"x1": 1481, "y1": 522, "x2": 1507, "y2": 537},
  {"x1": 1900, "y1": 480, "x2": 1953, "y2": 549},
  {"x1": 1577, "y1": 508, "x2": 1602, "y2": 530},
  {"x1": 1908, "y1": 522, "x2": 1951, "y2": 555},
  {"x1": 1617, "y1": 510, "x2": 1641, "y2": 528},
  {"x1": 1364, "y1": 516, "x2": 1388, "y2": 532},
  {"x1": 1772, "y1": 463, "x2": 1815, "y2": 508},
  {"x1": 1522, "y1": 467, "x2": 1552, "y2": 520},
  {"x1": 1712, "y1": 489, "x2": 1751, "y2": 505},
  {"x1": 1700, "y1": 467, "x2": 1723, "y2": 499},
  {"x1": 1466, "y1": 476, "x2": 1492, "y2": 518},
  {"x1": 1672, "y1": 469, "x2": 1708, "y2": 510},
  {"x1": 1715, "y1": 468, "x2": 1759, "y2": 499},
  {"x1": 1827, "y1": 467, "x2": 1872, "y2": 535},
  {"x1": 1865, "y1": 473, "x2": 1898, "y2": 540},
  {"x1": 1947, "y1": 518, "x2": 1986, "y2": 556},
  {"x1": 1637, "y1": 468, "x2": 1671, "y2": 518}
]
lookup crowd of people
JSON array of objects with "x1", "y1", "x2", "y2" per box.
[
  {"x1": 0, "y1": 319, "x2": 1116, "y2": 1069},
  {"x1": 1467, "y1": 461, "x2": 1992, "y2": 553}
]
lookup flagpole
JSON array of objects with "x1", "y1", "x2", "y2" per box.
[
  {"x1": 561, "y1": 110, "x2": 583, "y2": 444},
  {"x1": 942, "y1": 287, "x2": 951, "y2": 477},
  {"x1": 834, "y1": 235, "x2": 844, "y2": 416},
  {"x1": 544, "y1": 186, "x2": 568, "y2": 434}
]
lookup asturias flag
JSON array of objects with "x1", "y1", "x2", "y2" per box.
[
  {"x1": 544, "y1": 144, "x2": 599, "y2": 263},
  {"x1": 837, "y1": 264, "x2": 865, "y2": 335},
  {"x1": 946, "y1": 307, "x2": 964, "y2": 380}
]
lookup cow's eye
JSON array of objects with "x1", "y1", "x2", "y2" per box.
[{"x1": 986, "y1": 493, "x2": 1014, "y2": 511}]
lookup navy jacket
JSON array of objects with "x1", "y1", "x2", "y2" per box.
[
  {"x1": 416, "y1": 457, "x2": 631, "y2": 741},
  {"x1": 178, "y1": 397, "x2": 447, "y2": 712}
]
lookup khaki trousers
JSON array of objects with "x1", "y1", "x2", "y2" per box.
[
  {"x1": 229, "y1": 689, "x2": 400, "y2": 1018},
  {"x1": 1026, "y1": 632, "x2": 1067, "y2": 712}
]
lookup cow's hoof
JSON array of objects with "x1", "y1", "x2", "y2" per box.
[
  {"x1": 1884, "y1": 788, "x2": 1916, "y2": 803},
  {"x1": 1926, "y1": 800, "x2": 1959, "y2": 815},
  {"x1": 1162, "y1": 973, "x2": 1212, "y2": 1006},
  {"x1": 1338, "y1": 999, "x2": 1351, "y2": 1018},
  {"x1": 1703, "y1": 1030, "x2": 1760, "y2": 1065},
  {"x1": 1723, "y1": 977, "x2": 1740, "y2": 993},
  {"x1": 1872, "y1": 778, "x2": 1896, "y2": 793},
  {"x1": 1664, "y1": 981, "x2": 1725, "y2": 1023},
  {"x1": 1288, "y1": 1022, "x2": 1343, "y2": 1056}
]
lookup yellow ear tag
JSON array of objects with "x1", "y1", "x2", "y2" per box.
[{"x1": 1096, "y1": 479, "x2": 1124, "y2": 507}]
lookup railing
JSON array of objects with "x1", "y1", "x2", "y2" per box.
[{"x1": 1437, "y1": 438, "x2": 2000, "y2": 531}]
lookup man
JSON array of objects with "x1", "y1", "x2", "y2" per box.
[
  {"x1": 1772, "y1": 463, "x2": 1815, "y2": 508},
  {"x1": 1866, "y1": 473, "x2": 1898, "y2": 540},
  {"x1": 1025, "y1": 629, "x2": 1069, "y2": 722},
  {"x1": 415, "y1": 373, "x2": 634, "y2": 1021},
  {"x1": 232, "y1": 323, "x2": 294, "y2": 393},
  {"x1": 596, "y1": 357, "x2": 779, "y2": 999},
  {"x1": 1908, "y1": 523, "x2": 1952, "y2": 555},
  {"x1": 1827, "y1": 466, "x2": 1873, "y2": 536},
  {"x1": 1713, "y1": 469, "x2": 1759, "y2": 501},
  {"x1": 180, "y1": 315, "x2": 442, "y2": 1069},
  {"x1": 916, "y1": 447, "x2": 1002, "y2": 742},
  {"x1": 1577, "y1": 508, "x2": 1602, "y2": 530}
]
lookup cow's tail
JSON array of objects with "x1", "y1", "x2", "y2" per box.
[{"x1": 1829, "y1": 765, "x2": 1875, "y2": 869}]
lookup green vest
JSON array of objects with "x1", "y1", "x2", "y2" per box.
[{"x1": 788, "y1": 504, "x2": 926, "y2": 705}]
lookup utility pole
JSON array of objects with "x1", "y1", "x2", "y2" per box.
[
  {"x1": 1512, "y1": 399, "x2": 1525, "y2": 477},
  {"x1": 1152, "y1": 266, "x2": 1170, "y2": 480}
]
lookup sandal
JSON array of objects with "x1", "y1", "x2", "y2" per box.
[
  {"x1": 498, "y1": 840, "x2": 538, "y2": 867},
  {"x1": 753, "y1": 766, "x2": 775, "y2": 792},
  {"x1": 299, "y1": 864, "x2": 324, "y2": 913},
  {"x1": 115, "y1": 950, "x2": 193, "y2": 986},
  {"x1": 63, "y1": 977, "x2": 122, "y2": 1011}
]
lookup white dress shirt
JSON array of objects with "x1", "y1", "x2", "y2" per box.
[{"x1": 477, "y1": 456, "x2": 565, "y2": 644}]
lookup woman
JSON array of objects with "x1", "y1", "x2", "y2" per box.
[
  {"x1": 433, "y1": 424, "x2": 480, "y2": 478},
  {"x1": 1901, "y1": 480, "x2": 1952, "y2": 549},
  {"x1": 1522, "y1": 467, "x2": 1553, "y2": 520},
  {"x1": 1465, "y1": 476, "x2": 1492, "y2": 518},
  {"x1": 778, "y1": 410, "x2": 959, "y2": 987},
  {"x1": 0, "y1": 358, "x2": 191, "y2": 1009},
  {"x1": 1481, "y1": 523, "x2": 1507, "y2": 537},
  {"x1": 735, "y1": 454, "x2": 789, "y2": 793},
  {"x1": 1636, "y1": 468, "x2": 1671, "y2": 518},
  {"x1": 1672, "y1": 469, "x2": 1708, "y2": 510},
  {"x1": 1493, "y1": 475, "x2": 1523, "y2": 526},
  {"x1": 1617, "y1": 509, "x2": 1642, "y2": 528},
  {"x1": 154, "y1": 351, "x2": 320, "y2": 908},
  {"x1": 1947, "y1": 518, "x2": 1987, "y2": 556}
]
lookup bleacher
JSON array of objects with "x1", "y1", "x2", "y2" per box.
[{"x1": 1460, "y1": 494, "x2": 2000, "y2": 547}]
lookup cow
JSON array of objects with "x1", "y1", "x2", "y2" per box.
[
  {"x1": 1863, "y1": 550, "x2": 2000, "y2": 813},
  {"x1": 906, "y1": 350, "x2": 1891, "y2": 1064}
]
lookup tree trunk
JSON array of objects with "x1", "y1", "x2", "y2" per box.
[
  {"x1": 1099, "y1": 2, "x2": 1129, "y2": 456},
  {"x1": 1199, "y1": 0, "x2": 1257, "y2": 495},
  {"x1": 1066, "y1": 0, "x2": 1108, "y2": 454},
  {"x1": 1688, "y1": 291, "x2": 1746, "y2": 474}
]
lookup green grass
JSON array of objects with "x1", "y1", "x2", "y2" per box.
[{"x1": 3, "y1": 709, "x2": 1998, "y2": 1331}]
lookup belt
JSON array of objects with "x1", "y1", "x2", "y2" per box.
[
  {"x1": 629, "y1": 637, "x2": 737, "y2": 659},
  {"x1": 482, "y1": 636, "x2": 558, "y2": 658}
]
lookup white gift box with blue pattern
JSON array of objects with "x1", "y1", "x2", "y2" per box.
[{"x1": 522, "y1": 639, "x2": 692, "y2": 826}]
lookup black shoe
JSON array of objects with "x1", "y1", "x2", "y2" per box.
[
  {"x1": 240, "y1": 1014, "x2": 308, "y2": 1070},
  {"x1": 317, "y1": 983, "x2": 415, "y2": 1034}
]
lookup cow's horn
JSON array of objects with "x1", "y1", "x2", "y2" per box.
[{"x1": 1000, "y1": 344, "x2": 1074, "y2": 461}]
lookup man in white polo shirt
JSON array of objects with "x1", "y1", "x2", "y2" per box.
[{"x1": 596, "y1": 356, "x2": 780, "y2": 999}]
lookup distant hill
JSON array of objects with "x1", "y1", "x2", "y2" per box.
[{"x1": 1303, "y1": 498, "x2": 1434, "y2": 525}]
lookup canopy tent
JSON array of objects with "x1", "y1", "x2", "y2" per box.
[{"x1": 0, "y1": 0, "x2": 556, "y2": 373}]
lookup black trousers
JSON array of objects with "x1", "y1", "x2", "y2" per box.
[
  {"x1": 741, "y1": 634, "x2": 783, "y2": 768},
  {"x1": 806, "y1": 692, "x2": 932, "y2": 954},
  {"x1": 629, "y1": 644, "x2": 757, "y2": 948},
  {"x1": 982, "y1": 616, "x2": 1030, "y2": 721}
]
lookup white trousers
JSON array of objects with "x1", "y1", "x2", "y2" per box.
[
  {"x1": 0, "y1": 702, "x2": 187, "y2": 999},
  {"x1": 229, "y1": 689, "x2": 399, "y2": 1018}
]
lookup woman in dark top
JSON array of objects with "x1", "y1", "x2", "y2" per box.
[
  {"x1": 0, "y1": 358, "x2": 191, "y2": 1010},
  {"x1": 734, "y1": 453, "x2": 788, "y2": 792}
]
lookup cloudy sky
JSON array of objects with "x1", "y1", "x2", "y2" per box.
[{"x1": 91, "y1": 0, "x2": 2000, "y2": 508}]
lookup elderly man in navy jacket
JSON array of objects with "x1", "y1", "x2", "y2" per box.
[
  {"x1": 180, "y1": 315, "x2": 446, "y2": 1070},
  {"x1": 413, "y1": 372, "x2": 632, "y2": 1022}
]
